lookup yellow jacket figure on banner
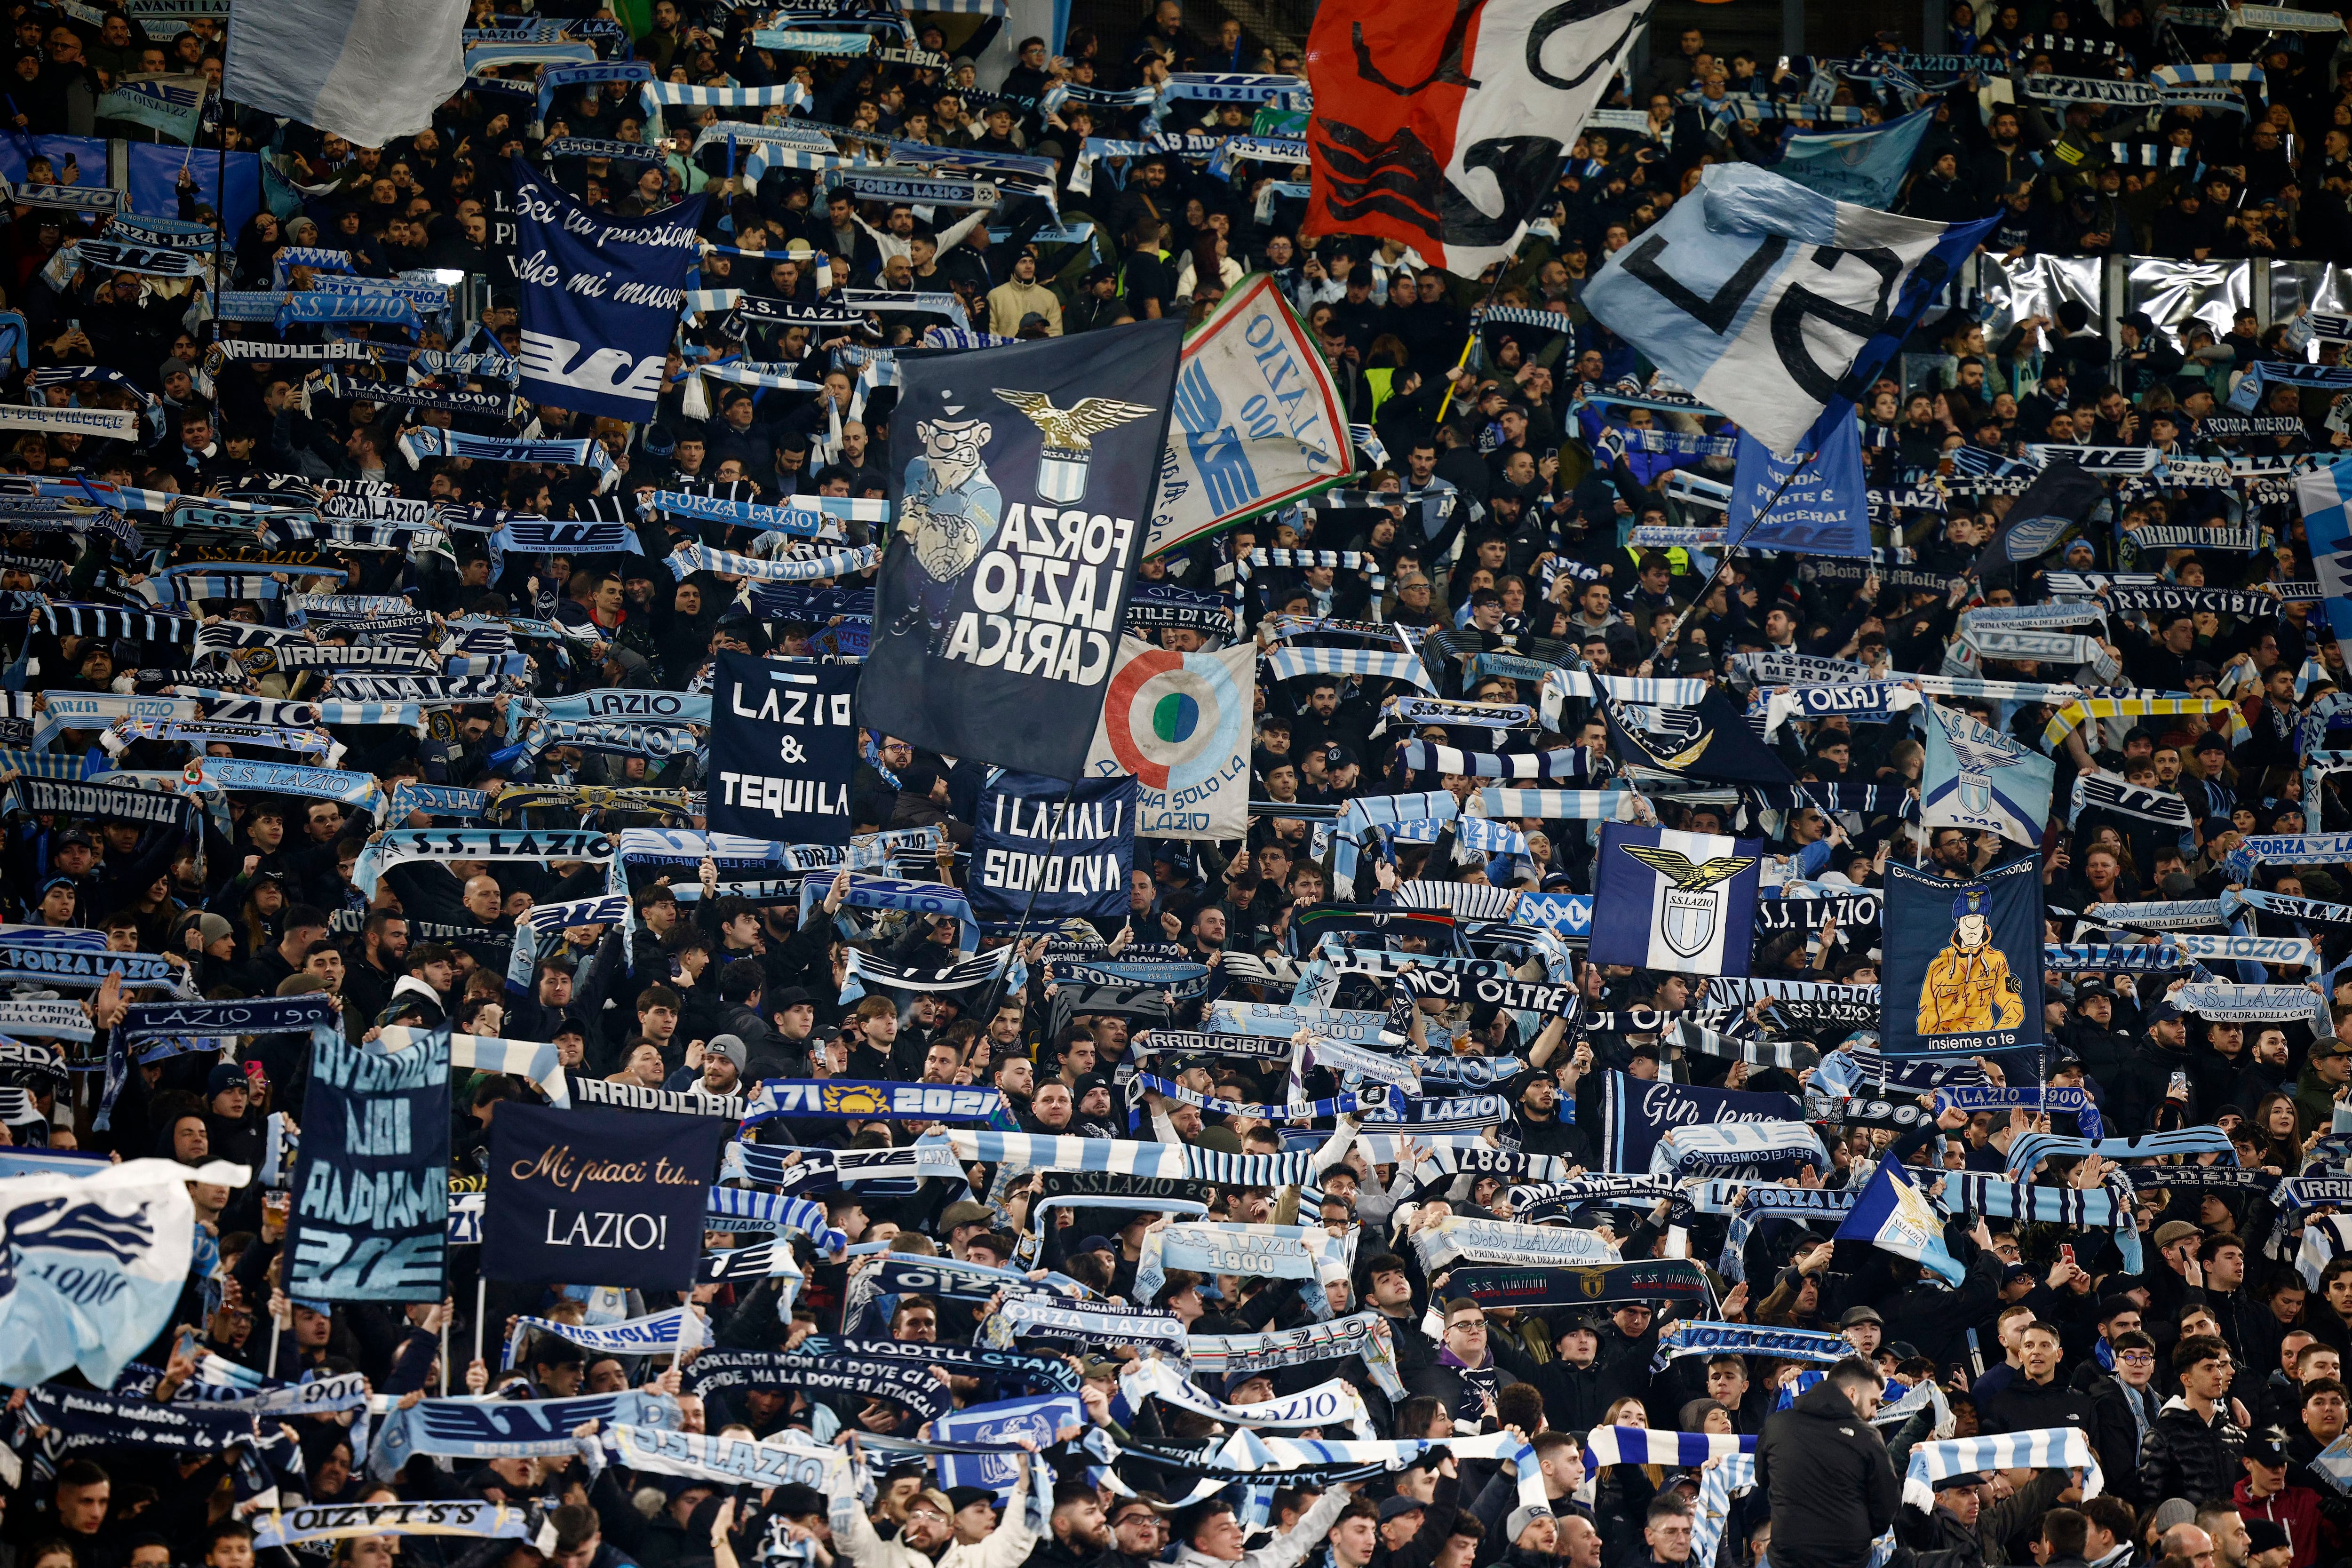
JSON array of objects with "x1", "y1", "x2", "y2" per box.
[{"x1": 1917, "y1": 886, "x2": 2025, "y2": 1035}]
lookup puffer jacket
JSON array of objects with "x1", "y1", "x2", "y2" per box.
[{"x1": 2139, "y1": 1393, "x2": 2247, "y2": 1505}]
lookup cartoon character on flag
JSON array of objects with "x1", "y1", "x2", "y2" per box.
[
  {"x1": 1917, "y1": 885, "x2": 2024, "y2": 1036},
  {"x1": 888, "y1": 392, "x2": 1003, "y2": 645}
]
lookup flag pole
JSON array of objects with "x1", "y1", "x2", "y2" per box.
[
  {"x1": 1653, "y1": 450, "x2": 1819, "y2": 654},
  {"x1": 208, "y1": 13, "x2": 229, "y2": 342},
  {"x1": 966, "y1": 775, "x2": 1083, "y2": 1044},
  {"x1": 1429, "y1": 183, "x2": 1558, "y2": 431}
]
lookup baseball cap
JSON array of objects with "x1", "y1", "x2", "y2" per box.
[
  {"x1": 1839, "y1": 1305, "x2": 1883, "y2": 1328},
  {"x1": 2316, "y1": 1038, "x2": 2352, "y2": 1060}
]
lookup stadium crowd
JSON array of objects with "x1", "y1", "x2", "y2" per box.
[{"x1": 2, "y1": 8, "x2": 2352, "y2": 1568}]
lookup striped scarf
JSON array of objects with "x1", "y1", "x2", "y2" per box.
[
  {"x1": 1235, "y1": 548, "x2": 1389, "y2": 590},
  {"x1": 2005, "y1": 1127, "x2": 2234, "y2": 1175},
  {"x1": 1330, "y1": 790, "x2": 1459, "y2": 898},
  {"x1": 1670, "y1": 1020, "x2": 1819, "y2": 1070},
  {"x1": 41, "y1": 603, "x2": 192, "y2": 642},
  {"x1": 1387, "y1": 879, "x2": 1531, "y2": 920},
  {"x1": 1478, "y1": 787, "x2": 1646, "y2": 819},
  {"x1": 385, "y1": 1028, "x2": 571, "y2": 1107},
  {"x1": 1128, "y1": 1069, "x2": 1377, "y2": 1126},
  {"x1": 935, "y1": 1130, "x2": 1316, "y2": 1186},
  {"x1": 1397, "y1": 740, "x2": 1597, "y2": 780},
  {"x1": 640, "y1": 79, "x2": 810, "y2": 114},
  {"x1": 2044, "y1": 695, "x2": 2248, "y2": 748},
  {"x1": 1405, "y1": 1144, "x2": 1580, "y2": 1190},
  {"x1": 1693, "y1": 1456, "x2": 1755, "y2": 1568},
  {"x1": 396, "y1": 428, "x2": 619, "y2": 491},
  {"x1": 1263, "y1": 645, "x2": 1432, "y2": 690},
  {"x1": 1904, "y1": 1430, "x2": 2104, "y2": 1509},
  {"x1": 666, "y1": 542, "x2": 876, "y2": 581},
  {"x1": 1583, "y1": 1428, "x2": 1753, "y2": 1467},
  {"x1": 703, "y1": 1187, "x2": 843, "y2": 1249}
]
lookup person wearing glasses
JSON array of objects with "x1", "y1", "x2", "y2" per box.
[
  {"x1": 2086, "y1": 1327, "x2": 2162, "y2": 1505},
  {"x1": 1409, "y1": 1299, "x2": 1519, "y2": 1435}
]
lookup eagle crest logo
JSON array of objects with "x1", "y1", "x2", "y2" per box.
[
  {"x1": 992, "y1": 390, "x2": 1157, "y2": 504},
  {"x1": 1619, "y1": 844, "x2": 1759, "y2": 959}
]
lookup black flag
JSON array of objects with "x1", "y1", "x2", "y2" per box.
[
  {"x1": 858, "y1": 319, "x2": 1186, "y2": 781},
  {"x1": 708, "y1": 653, "x2": 857, "y2": 844},
  {"x1": 1970, "y1": 460, "x2": 2107, "y2": 588},
  {"x1": 1602, "y1": 689, "x2": 1796, "y2": 786}
]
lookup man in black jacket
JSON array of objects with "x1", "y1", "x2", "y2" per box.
[
  {"x1": 1982, "y1": 1320, "x2": 2099, "y2": 1434},
  {"x1": 1756, "y1": 1357, "x2": 1899, "y2": 1568},
  {"x1": 2143, "y1": 1334, "x2": 2250, "y2": 1504}
]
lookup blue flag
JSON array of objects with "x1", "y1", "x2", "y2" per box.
[
  {"x1": 1835, "y1": 1157, "x2": 1965, "y2": 1284},
  {"x1": 968, "y1": 771, "x2": 1137, "y2": 922},
  {"x1": 1583, "y1": 163, "x2": 2000, "y2": 458},
  {"x1": 510, "y1": 160, "x2": 708, "y2": 423},
  {"x1": 0, "y1": 1156, "x2": 249, "y2": 1388},
  {"x1": 1774, "y1": 110, "x2": 1936, "y2": 208},
  {"x1": 1589, "y1": 822, "x2": 1764, "y2": 976},
  {"x1": 1882, "y1": 857, "x2": 2045, "y2": 1060},
  {"x1": 97, "y1": 74, "x2": 208, "y2": 143},
  {"x1": 937, "y1": 1394, "x2": 1085, "y2": 1500},
  {"x1": 1919, "y1": 703, "x2": 2055, "y2": 846},
  {"x1": 1725, "y1": 409, "x2": 1870, "y2": 557}
]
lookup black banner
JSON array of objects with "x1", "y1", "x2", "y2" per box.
[
  {"x1": 486, "y1": 1103, "x2": 727, "y2": 1291},
  {"x1": 8, "y1": 776, "x2": 194, "y2": 830},
  {"x1": 284, "y1": 1026, "x2": 450, "y2": 1303},
  {"x1": 969, "y1": 771, "x2": 1136, "y2": 921},
  {"x1": 678, "y1": 1348, "x2": 954, "y2": 1420},
  {"x1": 1034, "y1": 1168, "x2": 1200, "y2": 1204},
  {"x1": 1447, "y1": 1259, "x2": 1711, "y2": 1308},
  {"x1": 861, "y1": 319, "x2": 1185, "y2": 780},
  {"x1": 1755, "y1": 892, "x2": 1882, "y2": 934},
  {"x1": 708, "y1": 652, "x2": 856, "y2": 845}
]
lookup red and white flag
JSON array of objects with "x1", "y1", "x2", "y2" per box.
[{"x1": 1303, "y1": 0, "x2": 1654, "y2": 273}]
